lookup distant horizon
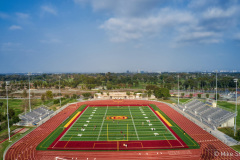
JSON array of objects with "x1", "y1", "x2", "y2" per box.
[{"x1": 1, "y1": 70, "x2": 240, "y2": 75}]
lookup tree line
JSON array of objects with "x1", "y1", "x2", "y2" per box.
[{"x1": 0, "y1": 72, "x2": 239, "y2": 95}]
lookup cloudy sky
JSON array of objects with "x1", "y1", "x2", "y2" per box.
[{"x1": 1, "y1": 0, "x2": 240, "y2": 73}]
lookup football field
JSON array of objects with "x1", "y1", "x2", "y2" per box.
[
  {"x1": 38, "y1": 104, "x2": 199, "y2": 151},
  {"x1": 61, "y1": 106, "x2": 176, "y2": 141}
]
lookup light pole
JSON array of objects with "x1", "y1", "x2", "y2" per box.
[
  {"x1": 6, "y1": 81, "x2": 11, "y2": 141},
  {"x1": 28, "y1": 72, "x2": 32, "y2": 112},
  {"x1": 215, "y1": 70, "x2": 218, "y2": 106},
  {"x1": 234, "y1": 79, "x2": 238, "y2": 136},
  {"x1": 178, "y1": 75, "x2": 179, "y2": 106},
  {"x1": 59, "y1": 75, "x2": 61, "y2": 107}
]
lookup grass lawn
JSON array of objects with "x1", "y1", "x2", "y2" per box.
[
  {"x1": 159, "y1": 99, "x2": 174, "y2": 104},
  {"x1": 231, "y1": 145, "x2": 240, "y2": 152},
  {"x1": 179, "y1": 98, "x2": 191, "y2": 103},
  {"x1": 0, "y1": 126, "x2": 35, "y2": 160},
  {"x1": 217, "y1": 101, "x2": 240, "y2": 128},
  {"x1": 0, "y1": 99, "x2": 54, "y2": 116},
  {"x1": 218, "y1": 127, "x2": 235, "y2": 139}
]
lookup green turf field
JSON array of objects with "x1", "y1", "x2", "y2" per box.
[
  {"x1": 61, "y1": 106, "x2": 176, "y2": 141},
  {"x1": 37, "y1": 104, "x2": 200, "y2": 150}
]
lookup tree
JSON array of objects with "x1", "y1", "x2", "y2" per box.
[
  {"x1": 181, "y1": 93, "x2": 185, "y2": 98},
  {"x1": 236, "y1": 129, "x2": 240, "y2": 141},
  {"x1": 189, "y1": 93, "x2": 193, "y2": 98},
  {"x1": 9, "y1": 108, "x2": 15, "y2": 119},
  {"x1": 41, "y1": 94, "x2": 46, "y2": 102},
  {"x1": 22, "y1": 89, "x2": 27, "y2": 98},
  {"x1": 82, "y1": 92, "x2": 92, "y2": 98},
  {"x1": 72, "y1": 94, "x2": 79, "y2": 99},
  {"x1": 12, "y1": 115, "x2": 20, "y2": 123},
  {"x1": 126, "y1": 91, "x2": 131, "y2": 96},
  {"x1": 154, "y1": 88, "x2": 170, "y2": 99},
  {"x1": 214, "y1": 93, "x2": 220, "y2": 100},
  {"x1": 146, "y1": 85, "x2": 157, "y2": 91},
  {"x1": 0, "y1": 102, "x2": 3, "y2": 111},
  {"x1": 198, "y1": 94, "x2": 202, "y2": 98},
  {"x1": 46, "y1": 90, "x2": 53, "y2": 100},
  {"x1": 147, "y1": 90, "x2": 152, "y2": 98},
  {"x1": 206, "y1": 93, "x2": 209, "y2": 98}
]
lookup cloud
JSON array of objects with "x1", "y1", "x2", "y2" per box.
[
  {"x1": 16, "y1": 12, "x2": 30, "y2": 19},
  {"x1": 40, "y1": 38, "x2": 61, "y2": 44},
  {"x1": 0, "y1": 42, "x2": 21, "y2": 52},
  {"x1": 175, "y1": 31, "x2": 222, "y2": 44},
  {"x1": 9, "y1": 25, "x2": 22, "y2": 30},
  {"x1": 202, "y1": 6, "x2": 240, "y2": 19},
  {"x1": 74, "y1": 0, "x2": 164, "y2": 17},
  {"x1": 234, "y1": 33, "x2": 240, "y2": 42},
  {"x1": 41, "y1": 5, "x2": 57, "y2": 15},
  {"x1": 75, "y1": 0, "x2": 240, "y2": 45},
  {"x1": 0, "y1": 12, "x2": 9, "y2": 19},
  {"x1": 100, "y1": 8, "x2": 195, "y2": 42}
]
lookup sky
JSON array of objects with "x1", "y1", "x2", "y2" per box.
[{"x1": 0, "y1": 0, "x2": 240, "y2": 73}]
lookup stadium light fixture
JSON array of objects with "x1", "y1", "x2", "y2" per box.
[
  {"x1": 6, "y1": 81, "x2": 11, "y2": 141},
  {"x1": 234, "y1": 78, "x2": 238, "y2": 136},
  {"x1": 59, "y1": 75, "x2": 61, "y2": 107},
  {"x1": 28, "y1": 72, "x2": 32, "y2": 112}
]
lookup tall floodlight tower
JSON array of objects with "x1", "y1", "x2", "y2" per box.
[
  {"x1": 59, "y1": 75, "x2": 61, "y2": 107},
  {"x1": 6, "y1": 81, "x2": 11, "y2": 141},
  {"x1": 28, "y1": 72, "x2": 32, "y2": 112},
  {"x1": 215, "y1": 71, "x2": 218, "y2": 106},
  {"x1": 178, "y1": 75, "x2": 180, "y2": 106},
  {"x1": 234, "y1": 79, "x2": 238, "y2": 136}
]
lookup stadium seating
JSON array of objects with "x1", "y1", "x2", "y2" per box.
[
  {"x1": 179, "y1": 100, "x2": 236, "y2": 129},
  {"x1": 18, "y1": 106, "x2": 54, "y2": 126}
]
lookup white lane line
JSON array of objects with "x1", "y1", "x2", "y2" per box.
[
  {"x1": 97, "y1": 106, "x2": 108, "y2": 141},
  {"x1": 128, "y1": 106, "x2": 139, "y2": 140}
]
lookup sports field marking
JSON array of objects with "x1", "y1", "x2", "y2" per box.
[
  {"x1": 155, "y1": 111, "x2": 172, "y2": 127},
  {"x1": 148, "y1": 106, "x2": 185, "y2": 148},
  {"x1": 147, "y1": 106, "x2": 176, "y2": 140},
  {"x1": 163, "y1": 134, "x2": 172, "y2": 147},
  {"x1": 97, "y1": 106, "x2": 108, "y2": 141},
  {"x1": 60, "y1": 107, "x2": 89, "y2": 141},
  {"x1": 171, "y1": 125, "x2": 197, "y2": 146},
  {"x1": 128, "y1": 106, "x2": 139, "y2": 140},
  {"x1": 64, "y1": 135, "x2": 73, "y2": 148},
  {"x1": 64, "y1": 112, "x2": 81, "y2": 128}
]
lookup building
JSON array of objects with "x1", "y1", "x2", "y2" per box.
[{"x1": 94, "y1": 92, "x2": 155, "y2": 100}]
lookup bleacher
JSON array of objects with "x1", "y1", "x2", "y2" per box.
[
  {"x1": 19, "y1": 106, "x2": 54, "y2": 126},
  {"x1": 179, "y1": 100, "x2": 236, "y2": 129}
]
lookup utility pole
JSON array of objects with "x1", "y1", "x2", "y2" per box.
[
  {"x1": 59, "y1": 75, "x2": 61, "y2": 107},
  {"x1": 234, "y1": 79, "x2": 238, "y2": 136},
  {"x1": 28, "y1": 72, "x2": 32, "y2": 112},
  {"x1": 178, "y1": 75, "x2": 179, "y2": 106},
  {"x1": 6, "y1": 81, "x2": 11, "y2": 141}
]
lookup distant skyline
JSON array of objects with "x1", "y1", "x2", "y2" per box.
[{"x1": 1, "y1": 0, "x2": 240, "y2": 73}]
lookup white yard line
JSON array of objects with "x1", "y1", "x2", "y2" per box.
[
  {"x1": 97, "y1": 106, "x2": 108, "y2": 141},
  {"x1": 59, "y1": 106, "x2": 89, "y2": 141},
  {"x1": 147, "y1": 105, "x2": 183, "y2": 146},
  {"x1": 128, "y1": 106, "x2": 139, "y2": 140}
]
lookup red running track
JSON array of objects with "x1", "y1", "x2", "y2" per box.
[{"x1": 4, "y1": 100, "x2": 240, "y2": 160}]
